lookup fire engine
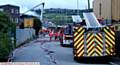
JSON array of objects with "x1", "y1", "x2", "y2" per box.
[
  {"x1": 73, "y1": 12, "x2": 116, "y2": 63},
  {"x1": 60, "y1": 24, "x2": 73, "y2": 47}
]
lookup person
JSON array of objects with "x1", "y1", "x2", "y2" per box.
[
  {"x1": 49, "y1": 31, "x2": 53, "y2": 41},
  {"x1": 54, "y1": 31, "x2": 59, "y2": 41},
  {"x1": 59, "y1": 30, "x2": 64, "y2": 44}
]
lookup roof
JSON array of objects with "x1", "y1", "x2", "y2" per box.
[
  {"x1": 0, "y1": 4, "x2": 19, "y2": 8},
  {"x1": 20, "y1": 14, "x2": 36, "y2": 18}
]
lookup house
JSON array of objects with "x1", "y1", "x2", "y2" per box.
[
  {"x1": 0, "y1": 4, "x2": 20, "y2": 23},
  {"x1": 20, "y1": 14, "x2": 36, "y2": 28}
]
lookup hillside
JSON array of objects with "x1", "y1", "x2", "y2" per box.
[{"x1": 35, "y1": 8, "x2": 93, "y2": 25}]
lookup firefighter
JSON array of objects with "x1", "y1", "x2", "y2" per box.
[
  {"x1": 54, "y1": 31, "x2": 59, "y2": 41},
  {"x1": 59, "y1": 30, "x2": 64, "y2": 44},
  {"x1": 49, "y1": 31, "x2": 53, "y2": 41}
]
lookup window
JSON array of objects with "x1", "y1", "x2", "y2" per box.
[
  {"x1": 15, "y1": 10, "x2": 19, "y2": 14},
  {"x1": 10, "y1": 18, "x2": 14, "y2": 22},
  {"x1": 0, "y1": 8, "x2": 3, "y2": 11},
  {"x1": 15, "y1": 18, "x2": 19, "y2": 23},
  {"x1": 11, "y1": 9, "x2": 14, "y2": 13}
]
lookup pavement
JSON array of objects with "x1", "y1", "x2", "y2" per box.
[{"x1": 12, "y1": 36, "x2": 109, "y2": 65}]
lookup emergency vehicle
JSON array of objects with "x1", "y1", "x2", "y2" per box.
[
  {"x1": 60, "y1": 15, "x2": 83, "y2": 47},
  {"x1": 60, "y1": 24, "x2": 73, "y2": 47},
  {"x1": 73, "y1": 12, "x2": 116, "y2": 63}
]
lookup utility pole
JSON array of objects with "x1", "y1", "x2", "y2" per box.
[
  {"x1": 77, "y1": 0, "x2": 79, "y2": 15},
  {"x1": 40, "y1": 3, "x2": 45, "y2": 23},
  {"x1": 88, "y1": 0, "x2": 90, "y2": 10}
]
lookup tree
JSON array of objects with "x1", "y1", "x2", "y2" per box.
[{"x1": 0, "y1": 11, "x2": 16, "y2": 61}]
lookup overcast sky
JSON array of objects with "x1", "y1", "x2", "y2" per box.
[{"x1": 0, "y1": 0, "x2": 94, "y2": 13}]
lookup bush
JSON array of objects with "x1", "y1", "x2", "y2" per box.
[
  {"x1": 0, "y1": 33, "x2": 12, "y2": 61},
  {"x1": 0, "y1": 11, "x2": 16, "y2": 61}
]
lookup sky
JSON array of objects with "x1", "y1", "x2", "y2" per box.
[{"x1": 0, "y1": 0, "x2": 94, "y2": 13}]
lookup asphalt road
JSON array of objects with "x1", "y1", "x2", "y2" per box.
[{"x1": 13, "y1": 37, "x2": 109, "y2": 65}]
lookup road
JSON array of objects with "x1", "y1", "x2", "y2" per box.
[{"x1": 13, "y1": 37, "x2": 109, "y2": 65}]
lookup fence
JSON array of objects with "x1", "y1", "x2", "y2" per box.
[{"x1": 16, "y1": 28, "x2": 35, "y2": 46}]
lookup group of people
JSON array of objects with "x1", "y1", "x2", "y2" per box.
[{"x1": 49, "y1": 30, "x2": 64, "y2": 43}]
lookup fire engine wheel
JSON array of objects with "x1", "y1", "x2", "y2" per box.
[
  {"x1": 73, "y1": 56, "x2": 113, "y2": 64},
  {"x1": 60, "y1": 43, "x2": 73, "y2": 47}
]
